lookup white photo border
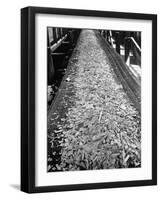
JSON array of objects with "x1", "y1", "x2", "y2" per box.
[{"x1": 35, "y1": 14, "x2": 152, "y2": 187}]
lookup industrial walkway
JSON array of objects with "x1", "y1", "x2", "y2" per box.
[{"x1": 48, "y1": 30, "x2": 141, "y2": 172}]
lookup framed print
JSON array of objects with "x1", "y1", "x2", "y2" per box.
[{"x1": 21, "y1": 6, "x2": 157, "y2": 193}]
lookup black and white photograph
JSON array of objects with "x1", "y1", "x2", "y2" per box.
[
  {"x1": 47, "y1": 27, "x2": 141, "y2": 172},
  {"x1": 21, "y1": 6, "x2": 157, "y2": 193}
]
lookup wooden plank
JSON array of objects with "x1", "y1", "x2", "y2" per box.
[{"x1": 50, "y1": 34, "x2": 68, "y2": 52}]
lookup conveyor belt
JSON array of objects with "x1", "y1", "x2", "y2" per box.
[
  {"x1": 95, "y1": 31, "x2": 141, "y2": 112},
  {"x1": 48, "y1": 30, "x2": 141, "y2": 172}
]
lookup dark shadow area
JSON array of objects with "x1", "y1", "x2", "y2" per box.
[
  {"x1": 47, "y1": 28, "x2": 81, "y2": 111},
  {"x1": 10, "y1": 184, "x2": 20, "y2": 191}
]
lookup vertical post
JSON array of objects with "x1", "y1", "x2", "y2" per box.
[
  {"x1": 109, "y1": 31, "x2": 113, "y2": 47},
  {"x1": 47, "y1": 28, "x2": 55, "y2": 85},
  {"x1": 125, "y1": 38, "x2": 131, "y2": 66},
  {"x1": 115, "y1": 32, "x2": 121, "y2": 54}
]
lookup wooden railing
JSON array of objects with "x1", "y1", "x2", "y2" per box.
[{"x1": 124, "y1": 37, "x2": 141, "y2": 67}]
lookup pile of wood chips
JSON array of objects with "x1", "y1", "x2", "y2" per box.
[{"x1": 48, "y1": 30, "x2": 141, "y2": 171}]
